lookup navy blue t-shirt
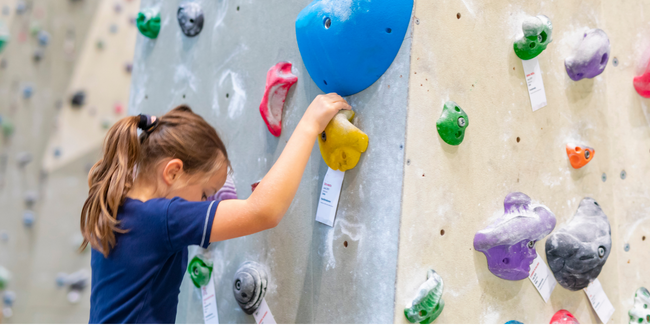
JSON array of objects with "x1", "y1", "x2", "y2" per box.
[{"x1": 89, "y1": 197, "x2": 218, "y2": 324}]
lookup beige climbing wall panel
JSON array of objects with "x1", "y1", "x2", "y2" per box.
[{"x1": 395, "y1": 0, "x2": 649, "y2": 323}]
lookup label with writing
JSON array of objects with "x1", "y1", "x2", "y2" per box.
[
  {"x1": 315, "y1": 168, "x2": 345, "y2": 227},
  {"x1": 201, "y1": 275, "x2": 219, "y2": 324},
  {"x1": 252, "y1": 298, "x2": 277, "y2": 324},
  {"x1": 521, "y1": 57, "x2": 548, "y2": 111},
  {"x1": 584, "y1": 279, "x2": 615, "y2": 324},
  {"x1": 528, "y1": 253, "x2": 557, "y2": 302}
]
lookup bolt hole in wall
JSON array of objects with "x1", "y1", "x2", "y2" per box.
[
  {"x1": 456, "y1": 12, "x2": 461, "y2": 19},
  {"x1": 343, "y1": 241, "x2": 348, "y2": 248},
  {"x1": 516, "y1": 137, "x2": 521, "y2": 143},
  {"x1": 440, "y1": 229, "x2": 445, "y2": 236}
]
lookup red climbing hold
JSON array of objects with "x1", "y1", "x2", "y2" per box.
[
  {"x1": 633, "y1": 65, "x2": 650, "y2": 98},
  {"x1": 566, "y1": 144, "x2": 594, "y2": 169},
  {"x1": 259, "y1": 62, "x2": 298, "y2": 137},
  {"x1": 550, "y1": 309, "x2": 580, "y2": 324}
]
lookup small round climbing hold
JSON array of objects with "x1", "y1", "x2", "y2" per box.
[
  {"x1": 3, "y1": 291, "x2": 15, "y2": 307},
  {"x1": 624, "y1": 243, "x2": 630, "y2": 252},
  {"x1": 71, "y1": 90, "x2": 86, "y2": 107},
  {"x1": 23, "y1": 211, "x2": 35, "y2": 227},
  {"x1": 54, "y1": 148, "x2": 61, "y2": 158},
  {"x1": 621, "y1": 170, "x2": 627, "y2": 180},
  {"x1": 109, "y1": 24, "x2": 118, "y2": 34},
  {"x1": 37, "y1": 30, "x2": 49, "y2": 46},
  {"x1": 602, "y1": 173, "x2": 607, "y2": 182},
  {"x1": 612, "y1": 57, "x2": 618, "y2": 67},
  {"x1": 23, "y1": 85, "x2": 33, "y2": 99},
  {"x1": 232, "y1": 261, "x2": 268, "y2": 315},
  {"x1": 15, "y1": 1, "x2": 26, "y2": 14},
  {"x1": 177, "y1": 2, "x2": 204, "y2": 37},
  {"x1": 124, "y1": 62, "x2": 133, "y2": 73},
  {"x1": 33, "y1": 49, "x2": 44, "y2": 62}
]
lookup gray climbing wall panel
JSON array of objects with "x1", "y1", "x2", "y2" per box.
[{"x1": 128, "y1": 0, "x2": 412, "y2": 323}]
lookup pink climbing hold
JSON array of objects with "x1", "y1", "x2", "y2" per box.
[
  {"x1": 259, "y1": 62, "x2": 298, "y2": 137},
  {"x1": 633, "y1": 64, "x2": 650, "y2": 98}
]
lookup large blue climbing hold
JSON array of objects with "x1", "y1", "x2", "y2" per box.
[{"x1": 295, "y1": 0, "x2": 413, "y2": 96}]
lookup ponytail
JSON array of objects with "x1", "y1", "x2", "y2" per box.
[
  {"x1": 80, "y1": 106, "x2": 229, "y2": 257},
  {"x1": 80, "y1": 116, "x2": 141, "y2": 257}
]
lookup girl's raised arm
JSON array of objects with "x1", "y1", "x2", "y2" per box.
[{"x1": 210, "y1": 94, "x2": 350, "y2": 242}]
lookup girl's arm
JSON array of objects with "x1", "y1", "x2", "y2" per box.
[{"x1": 210, "y1": 94, "x2": 351, "y2": 242}]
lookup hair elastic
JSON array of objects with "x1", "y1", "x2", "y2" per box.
[{"x1": 137, "y1": 114, "x2": 159, "y2": 134}]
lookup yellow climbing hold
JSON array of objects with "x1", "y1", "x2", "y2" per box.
[{"x1": 318, "y1": 110, "x2": 368, "y2": 171}]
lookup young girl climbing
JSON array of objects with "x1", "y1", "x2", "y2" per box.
[{"x1": 80, "y1": 94, "x2": 350, "y2": 323}]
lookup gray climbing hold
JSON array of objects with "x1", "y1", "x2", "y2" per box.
[
  {"x1": 109, "y1": 24, "x2": 118, "y2": 34},
  {"x1": 177, "y1": 2, "x2": 204, "y2": 37},
  {"x1": 33, "y1": 49, "x2": 44, "y2": 62},
  {"x1": 545, "y1": 198, "x2": 611, "y2": 291},
  {"x1": 15, "y1": 1, "x2": 26, "y2": 14},
  {"x1": 54, "y1": 147, "x2": 61, "y2": 158},
  {"x1": 71, "y1": 90, "x2": 85, "y2": 107},
  {"x1": 3, "y1": 290, "x2": 15, "y2": 306},
  {"x1": 17, "y1": 152, "x2": 33, "y2": 167},
  {"x1": 233, "y1": 261, "x2": 268, "y2": 315},
  {"x1": 24, "y1": 191, "x2": 38, "y2": 207}
]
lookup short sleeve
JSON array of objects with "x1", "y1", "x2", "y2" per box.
[{"x1": 166, "y1": 197, "x2": 219, "y2": 251}]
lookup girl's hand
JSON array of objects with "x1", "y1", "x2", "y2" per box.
[{"x1": 301, "y1": 93, "x2": 351, "y2": 135}]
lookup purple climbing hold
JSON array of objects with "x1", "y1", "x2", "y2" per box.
[
  {"x1": 474, "y1": 192, "x2": 556, "y2": 281},
  {"x1": 208, "y1": 174, "x2": 237, "y2": 201},
  {"x1": 565, "y1": 29, "x2": 610, "y2": 81}
]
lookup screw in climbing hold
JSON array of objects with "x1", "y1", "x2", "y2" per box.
[
  {"x1": 177, "y1": 2, "x2": 204, "y2": 37},
  {"x1": 23, "y1": 210, "x2": 35, "y2": 227},
  {"x1": 624, "y1": 243, "x2": 630, "y2": 252},
  {"x1": 23, "y1": 86, "x2": 33, "y2": 99},
  {"x1": 621, "y1": 170, "x2": 627, "y2": 180}
]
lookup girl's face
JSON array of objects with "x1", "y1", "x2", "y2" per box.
[{"x1": 163, "y1": 160, "x2": 229, "y2": 202}]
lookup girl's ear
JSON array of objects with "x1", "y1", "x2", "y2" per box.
[{"x1": 163, "y1": 159, "x2": 184, "y2": 185}]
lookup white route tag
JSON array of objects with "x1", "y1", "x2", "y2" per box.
[
  {"x1": 527, "y1": 253, "x2": 556, "y2": 302},
  {"x1": 252, "y1": 298, "x2": 276, "y2": 324},
  {"x1": 584, "y1": 279, "x2": 615, "y2": 324},
  {"x1": 201, "y1": 275, "x2": 219, "y2": 324},
  {"x1": 315, "y1": 168, "x2": 345, "y2": 227},
  {"x1": 521, "y1": 57, "x2": 548, "y2": 111}
]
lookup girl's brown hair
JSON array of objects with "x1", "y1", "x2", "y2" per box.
[{"x1": 80, "y1": 105, "x2": 228, "y2": 257}]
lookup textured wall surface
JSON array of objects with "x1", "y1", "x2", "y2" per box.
[
  {"x1": 395, "y1": 0, "x2": 649, "y2": 323},
  {"x1": 129, "y1": 0, "x2": 411, "y2": 323},
  {"x1": 0, "y1": 0, "x2": 137, "y2": 322}
]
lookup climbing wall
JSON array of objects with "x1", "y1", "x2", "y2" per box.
[
  {"x1": 395, "y1": 0, "x2": 650, "y2": 323},
  {"x1": 129, "y1": 0, "x2": 411, "y2": 323},
  {"x1": 0, "y1": 0, "x2": 139, "y2": 322}
]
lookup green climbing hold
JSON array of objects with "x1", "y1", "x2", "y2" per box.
[
  {"x1": 2, "y1": 119, "x2": 14, "y2": 137},
  {"x1": 188, "y1": 255, "x2": 213, "y2": 288},
  {"x1": 0, "y1": 266, "x2": 11, "y2": 291},
  {"x1": 0, "y1": 34, "x2": 8, "y2": 53},
  {"x1": 513, "y1": 15, "x2": 553, "y2": 60},
  {"x1": 629, "y1": 287, "x2": 650, "y2": 324},
  {"x1": 436, "y1": 101, "x2": 468, "y2": 146},
  {"x1": 404, "y1": 269, "x2": 445, "y2": 324},
  {"x1": 136, "y1": 9, "x2": 161, "y2": 39}
]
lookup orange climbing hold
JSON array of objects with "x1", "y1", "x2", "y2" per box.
[{"x1": 566, "y1": 144, "x2": 594, "y2": 169}]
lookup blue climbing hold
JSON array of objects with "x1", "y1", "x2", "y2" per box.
[
  {"x1": 23, "y1": 86, "x2": 33, "y2": 99},
  {"x1": 295, "y1": 0, "x2": 413, "y2": 96}
]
